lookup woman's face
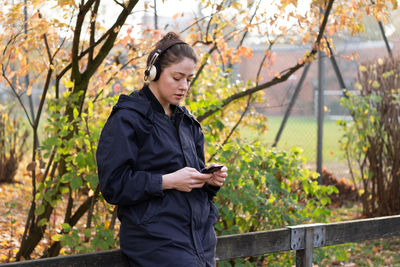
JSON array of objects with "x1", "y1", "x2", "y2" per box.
[{"x1": 151, "y1": 57, "x2": 196, "y2": 111}]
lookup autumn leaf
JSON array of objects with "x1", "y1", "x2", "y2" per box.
[
  {"x1": 172, "y1": 13, "x2": 179, "y2": 20},
  {"x1": 57, "y1": 0, "x2": 77, "y2": 8}
]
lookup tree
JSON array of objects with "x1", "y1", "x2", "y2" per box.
[
  {"x1": 1, "y1": 0, "x2": 141, "y2": 260},
  {"x1": 0, "y1": 0, "x2": 397, "y2": 261}
]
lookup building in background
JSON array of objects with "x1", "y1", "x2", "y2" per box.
[{"x1": 239, "y1": 37, "x2": 400, "y2": 118}]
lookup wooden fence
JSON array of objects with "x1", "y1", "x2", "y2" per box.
[{"x1": 4, "y1": 215, "x2": 400, "y2": 267}]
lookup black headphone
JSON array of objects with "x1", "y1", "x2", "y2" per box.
[{"x1": 144, "y1": 39, "x2": 187, "y2": 82}]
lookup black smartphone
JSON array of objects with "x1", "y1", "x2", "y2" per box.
[{"x1": 201, "y1": 165, "x2": 224, "y2": 174}]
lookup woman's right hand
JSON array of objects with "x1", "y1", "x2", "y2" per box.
[{"x1": 162, "y1": 167, "x2": 212, "y2": 192}]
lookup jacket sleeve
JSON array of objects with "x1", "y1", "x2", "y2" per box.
[
  {"x1": 96, "y1": 110, "x2": 163, "y2": 206},
  {"x1": 192, "y1": 120, "x2": 220, "y2": 198}
]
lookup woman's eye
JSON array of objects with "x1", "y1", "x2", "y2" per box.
[{"x1": 173, "y1": 77, "x2": 180, "y2": 81}]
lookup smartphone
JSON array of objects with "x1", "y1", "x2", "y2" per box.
[{"x1": 201, "y1": 165, "x2": 224, "y2": 174}]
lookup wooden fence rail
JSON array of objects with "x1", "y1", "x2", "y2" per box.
[{"x1": 4, "y1": 215, "x2": 400, "y2": 267}]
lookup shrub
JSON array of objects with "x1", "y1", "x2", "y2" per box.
[
  {"x1": 0, "y1": 105, "x2": 28, "y2": 183},
  {"x1": 339, "y1": 56, "x2": 400, "y2": 217},
  {"x1": 211, "y1": 139, "x2": 338, "y2": 265}
]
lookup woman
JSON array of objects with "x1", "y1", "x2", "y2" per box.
[{"x1": 96, "y1": 32, "x2": 228, "y2": 267}]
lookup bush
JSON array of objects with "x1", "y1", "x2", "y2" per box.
[
  {"x1": 0, "y1": 105, "x2": 28, "y2": 183},
  {"x1": 339, "y1": 56, "x2": 400, "y2": 217},
  {"x1": 211, "y1": 139, "x2": 338, "y2": 265}
]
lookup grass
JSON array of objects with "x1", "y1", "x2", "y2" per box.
[{"x1": 240, "y1": 116, "x2": 345, "y2": 163}]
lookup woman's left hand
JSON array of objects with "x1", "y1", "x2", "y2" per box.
[{"x1": 206, "y1": 165, "x2": 228, "y2": 187}]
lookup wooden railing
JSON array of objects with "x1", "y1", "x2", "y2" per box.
[{"x1": 4, "y1": 215, "x2": 400, "y2": 267}]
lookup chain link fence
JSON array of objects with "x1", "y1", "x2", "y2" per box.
[{"x1": 241, "y1": 10, "x2": 400, "y2": 180}]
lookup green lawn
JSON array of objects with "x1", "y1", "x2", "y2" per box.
[{"x1": 240, "y1": 116, "x2": 345, "y2": 163}]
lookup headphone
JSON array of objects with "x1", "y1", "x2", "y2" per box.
[{"x1": 144, "y1": 40, "x2": 187, "y2": 82}]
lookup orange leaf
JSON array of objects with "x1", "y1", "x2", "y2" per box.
[{"x1": 172, "y1": 13, "x2": 179, "y2": 20}]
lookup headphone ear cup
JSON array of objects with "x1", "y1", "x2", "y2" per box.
[
  {"x1": 147, "y1": 65, "x2": 158, "y2": 82},
  {"x1": 151, "y1": 63, "x2": 161, "y2": 82}
]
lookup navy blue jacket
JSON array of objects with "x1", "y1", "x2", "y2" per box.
[{"x1": 96, "y1": 86, "x2": 219, "y2": 266}]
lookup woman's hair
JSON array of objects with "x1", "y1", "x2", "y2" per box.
[{"x1": 146, "y1": 32, "x2": 197, "y2": 71}]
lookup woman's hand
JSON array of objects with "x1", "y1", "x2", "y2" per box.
[
  {"x1": 206, "y1": 165, "x2": 228, "y2": 187},
  {"x1": 162, "y1": 167, "x2": 212, "y2": 192}
]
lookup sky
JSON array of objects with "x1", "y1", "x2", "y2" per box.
[{"x1": 98, "y1": 0, "x2": 312, "y2": 33}]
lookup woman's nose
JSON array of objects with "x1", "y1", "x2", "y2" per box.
[{"x1": 179, "y1": 80, "x2": 189, "y2": 91}]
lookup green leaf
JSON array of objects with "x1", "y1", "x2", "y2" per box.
[
  {"x1": 76, "y1": 153, "x2": 86, "y2": 168},
  {"x1": 37, "y1": 218, "x2": 48, "y2": 227},
  {"x1": 61, "y1": 173, "x2": 73, "y2": 183},
  {"x1": 84, "y1": 228, "x2": 92, "y2": 238},
  {"x1": 60, "y1": 186, "x2": 69, "y2": 194},
  {"x1": 70, "y1": 176, "x2": 83, "y2": 191},
  {"x1": 85, "y1": 174, "x2": 98, "y2": 189},
  {"x1": 62, "y1": 223, "x2": 71, "y2": 232},
  {"x1": 35, "y1": 204, "x2": 46, "y2": 216}
]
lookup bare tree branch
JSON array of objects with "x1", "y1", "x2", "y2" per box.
[
  {"x1": 80, "y1": 0, "x2": 139, "y2": 83},
  {"x1": 1, "y1": 72, "x2": 34, "y2": 127},
  {"x1": 114, "y1": 0, "x2": 125, "y2": 8},
  {"x1": 89, "y1": 0, "x2": 100, "y2": 64},
  {"x1": 208, "y1": 35, "x2": 272, "y2": 162},
  {"x1": 71, "y1": 0, "x2": 97, "y2": 81}
]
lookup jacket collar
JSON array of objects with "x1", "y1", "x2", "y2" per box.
[{"x1": 142, "y1": 85, "x2": 165, "y2": 114}]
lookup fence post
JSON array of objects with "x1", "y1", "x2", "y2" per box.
[
  {"x1": 288, "y1": 223, "x2": 326, "y2": 267},
  {"x1": 296, "y1": 227, "x2": 314, "y2": 267}
]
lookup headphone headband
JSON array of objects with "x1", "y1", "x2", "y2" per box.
[{"x1": 144, "y1": 39, "x2": 187, "y2": 82}]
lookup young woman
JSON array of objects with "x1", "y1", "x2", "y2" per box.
[{"x1": 96, "y1": 32, "x2": 228, "y2": 267}]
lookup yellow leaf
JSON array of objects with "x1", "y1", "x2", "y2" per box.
[
  {"x1": 51, "y1": 234, "x2": 63, "y2": 241},
  {"x1": 26, "y1": 85, "x2": 32, "y2": 96},
  {"x1": 73, "y1": 107, "x2": 79, "y2": 119},
  {"x1": 231, "y1": 1, "x2": 242, "y2": 9},
  {"x1": 268, "y1": 195, "x2": 275, "y2": 203},
  {"x1": 88, "y1": 101, "x2": 93, "y2": 117},
  {"x1": 378, "y1": 58, "x2": 384, "y2": 65},
  {"x1": 359, "y1": 65, "x2": 367, "y2": 72},
  {"x1": 57, "y1": 0, "x2": 77, "y2": 7},
  {"x1": 370, "y1": 115, "x2": 375, "y2": 123},
  {"x1": 372, "y1": 80, "x2": 380, "y2": 89},
  {"x1": 64, "y1": 80, "x2": 74, "y2": 88},
  {"x1": 1, "y1": 240, "x2": 7, "y2": 248}
]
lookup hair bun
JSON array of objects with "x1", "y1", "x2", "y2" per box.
[{"x1": 157, "y1": 32, "x2": 182, "y2": 45}]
